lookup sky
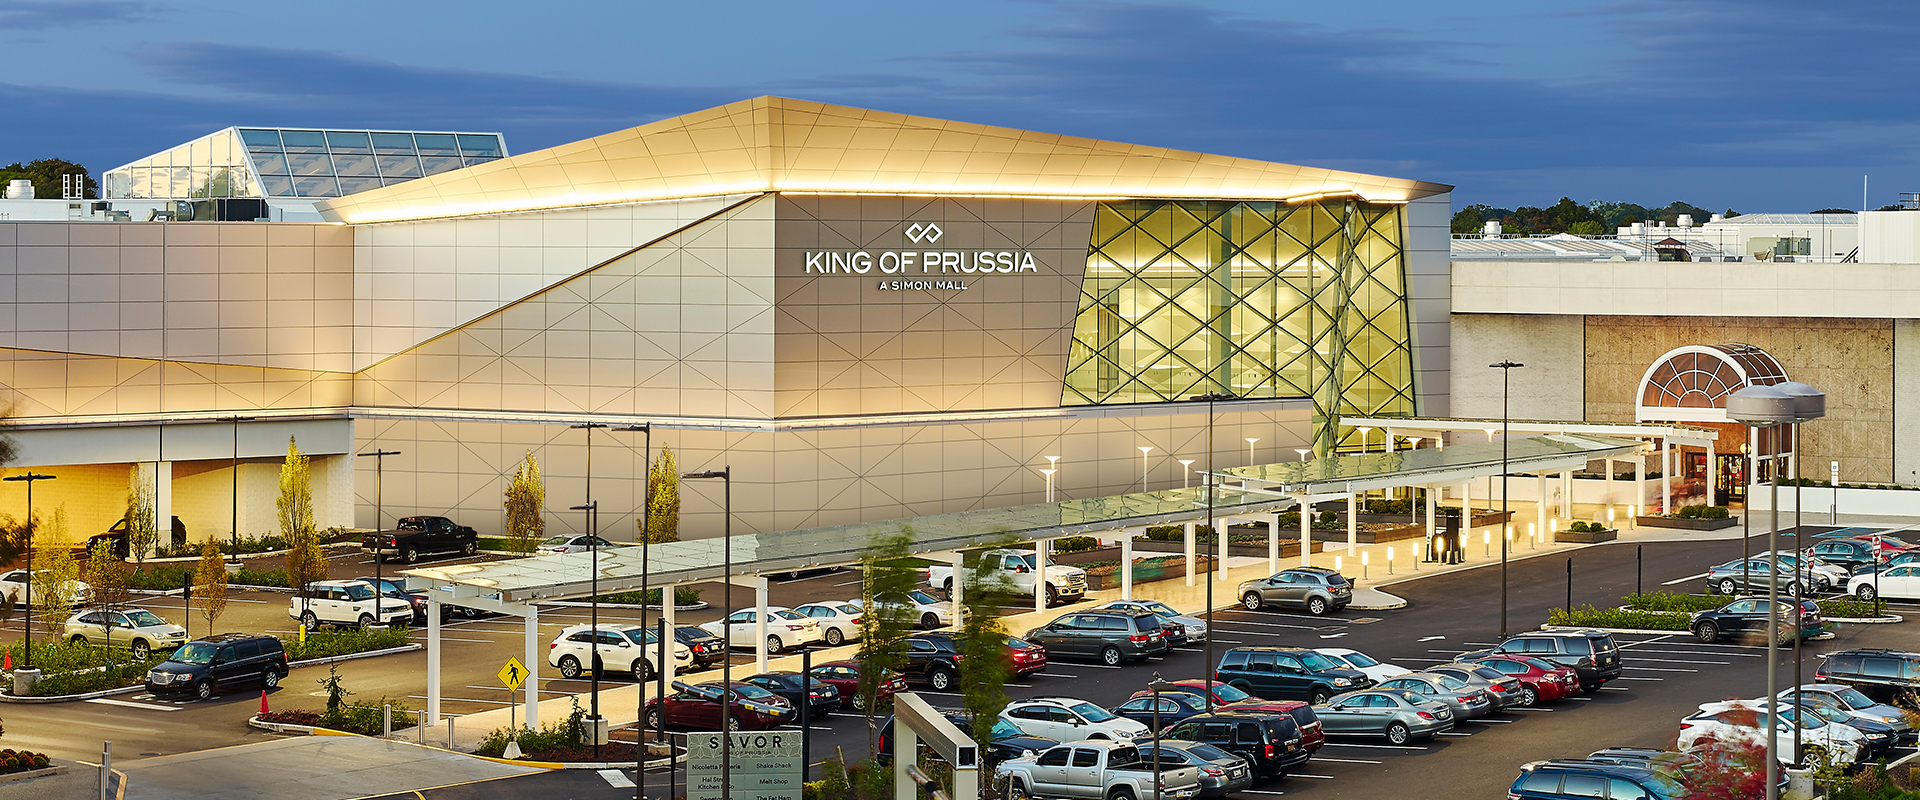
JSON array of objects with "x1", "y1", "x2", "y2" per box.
[{"x1": 2, "y1": 0, "x2": 1915, "y2": 212}]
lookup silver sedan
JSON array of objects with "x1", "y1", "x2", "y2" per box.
[
  {"x1": 1376, "y1": 673, "x2": 1494, "y2": 720},
  {"x1": 1093, "y1": 600, "x2": 1207, "y2": 643},
  {"x1": 1313, "y1": 688, "x2": 1454, "y2": 744}
]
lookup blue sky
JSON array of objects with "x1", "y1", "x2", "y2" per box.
[{"x1": 3, "y1": 0, "x2": 1914, "y2": 211}]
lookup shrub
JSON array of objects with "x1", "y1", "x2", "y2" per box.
[
  {"x1": 1624, "y1": 592, "x2": 1726, "y2": 614},
  {"x1": 594, "y1": 586, "x2": 703, "y2": 606},
  {"x1": 1567, "y1": 521, "x2": 1590, "y2": 533},
  {"x1": 1365, "y1": 499, "x2": 1411, "y2": 515},
  {"x1": 1319, "y1": 510, "x2": 1337, "y2": 526},
  {"x1": 321, "y1": 698, "x2": 409, "y2": 736},
  {"x1": 29, "y1": 657, "x2": 167, "y2": 696},
  {"x1": 1818, "y1": 598, "x2": 1883, "y2": 620},
  {"x1": 1547, "y1": 605, "x2": 1689, "y2": 631},
  {"x1": 1702, "y1": 506, "x2": 1731, "y2": 519},
  {"x1": 281, "y1": 626, "x2": 413, "y2": 661},
  {"x1": 1051, "y1": 536, "x2": 1101, "y2": 554},
  {"x1": 1678, "y1": 505, "x2": 1704, "y2": 519},
  {"x1": 476, "y1": 696, "x2": 588, "y2": 757}
]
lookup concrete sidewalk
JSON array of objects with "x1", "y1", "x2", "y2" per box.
[{"x1": 119, "y1": 734, "x2": 541, "y2": 800}]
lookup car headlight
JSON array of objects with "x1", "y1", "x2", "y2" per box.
[{"x1": 1333, "y1": 678, "x2": 1352, "y2": 687}]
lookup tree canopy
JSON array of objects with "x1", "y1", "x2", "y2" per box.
[
  {"x1": 0, "y1": 159, "x2": 98, "y2": 199},
  {"x1": 1452, "y1": 197, "x2": 1723, "y2": 236}
]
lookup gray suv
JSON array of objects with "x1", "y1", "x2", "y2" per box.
[
  {"x1": 1238, "y1": 566, "x2": 1352, "y2": 615},
  {"x1": 1024, "y1": 610, "x2": 1169, "y2": 666}
]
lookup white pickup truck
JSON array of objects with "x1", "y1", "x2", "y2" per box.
[
  {"x1": 996, "y1": 740, "x2": 1202, "y2": 800},
  {"x1": 289, "y1": 579, "x2": 413, "y2": 630},
  {"x1": 926, "y1": 549, "x2": 1088, "y2": 606}
]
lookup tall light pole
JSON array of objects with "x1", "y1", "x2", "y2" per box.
[
  {"x1": 1189, "y1": 391, "x2": 1237, "y2": 713},
  {"x1": 682, "y1": 467, "x2": 732, "y2": 797},
  {"x1": 1245, "y1": 439, "x2": 1259, "y2": 467},
  {"x1": 357, "y1": 448, "x2": 402, "y2": 604},
  {"x1": 1491, "y1": 361, "x2": 1524, "y2": 638},
  {"x1": 1138, "y1": 446, "x2": 1154, "y2": 492},
  {"x1": 569, "y1": 420, "x2": 608, "y2": 760},
  {"x1": 614, "y1": 424, "x2": 650, "y2": 800},
  {"x1": 1773, "y1": 381, "x2": 1824, "y2": 762},
  {"x1": 221, "y1": 415, "x2": 255, "y2": 562},
  {"x1": 5, "y1": 472, "x2": 55, "y2": 670},
  {"x1": 1727, "y1": 383, "x2": 1797, "y2": 800},
  {"x1": 1041, "y1": 469, "x2": 1057, "y2": 503},
  {"x1": 1178, "y1": 460, "x2": 1195, "y2": 490}
]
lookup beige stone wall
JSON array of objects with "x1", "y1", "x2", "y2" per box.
[
  {"x1": 1584, "y1": 315, "x2": 1894, "y2": 483},
  {"x1": 1447, "y1": 314, "x2": 1585, "y2": 421}
]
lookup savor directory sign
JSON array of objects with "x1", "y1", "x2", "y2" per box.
[{"x1": 687, "y1": 731, "x2": 803, "y2": 800}]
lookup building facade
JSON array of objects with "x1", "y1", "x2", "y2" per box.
[{"x1": 0, "y1": 97, "x2": 1450, "y2": 546}]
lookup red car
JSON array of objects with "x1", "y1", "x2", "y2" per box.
[
  {"x1": 1164, "y1": 679, "x2": 1259, "y2": 707},
  {"x1": 808, "y1": 660, "x2": 906, "y2": 712},
  {"x1": 1005, "y1": 635, "x2": 1048, "y2": 677},
  {"x1": 1462, "y1": 654, "x2": 1581, "y2": 706},
  {"x1": 643, "y1": 681, "x2": 793, "y2": 731}
]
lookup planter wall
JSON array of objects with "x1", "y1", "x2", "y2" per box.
[
  {"x1": 1084, "y1": 556, "x2": 1216, "y2": 591},
  {"x1": 1747, "y1": 485, "x2": 1920, "y2": 517},
  {"x1": 1635, "y1": 516, "x2": 1740, "y2": 531},
  {"x1": 1310, "y1": 523, "x2": 1425, "y2": 545},
  {"x1": 1133, "y1": 539, "x2": 1325, "y2": 560},
  {"x1": 1555, "y1": 528, "x2": 1619, "y2": 544},
  {"x1": 1448, "y1": 478, "x2": 1663, "y2": 508}
]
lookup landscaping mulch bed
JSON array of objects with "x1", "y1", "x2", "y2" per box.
[
  {"x1": 257, "y1": 710, "x2": 322, "y2": 726},
  {"x1": 514, "y1": 742, "x2": 643, "y2": 763}
]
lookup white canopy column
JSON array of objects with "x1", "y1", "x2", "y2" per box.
[
  {"x1": 1184, "y1": 522, "x2": 1197, "y2": 586},
  {"x1": 755, "y1": 577, "x2": 770, "y2": 674},
  {"x1": 523, "y1": 605, "x2": 540, "y2": 729},
  {"x1": 1034, "y1": 539, "x2": 1051, "y2": 613},
  {"x1": 1662, "y1": 440, "x2": 1673, "y2": 514},
  {"x1": 948, "y1": 552, "x2": 965, "y2": 632}
]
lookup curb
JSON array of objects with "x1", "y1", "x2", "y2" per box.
[
  {"x1": 288, "y1": 643, "x2": 423, "y2": 669},
  {"x1": 142, "y1": 542, "x2": 358, "y2": 564},
  {"x1": 1824, "y1": 615, "x2": 1904, "y2": 624},
  {"x1": 1539, "y1": 624, "x2": 1844, "y2": 640},
  {"x1": 0, "y1": 682, "x2": 146, "y2": 704},
  {"x1": 0, "y1": 763, "x2": 69, "y2": 784},
  {"x1": 545, "y1": 600, "x2": 711, "y2": 612},
  {"x1": 248, "y1": 715, "x2": 320, "y2": 734}
]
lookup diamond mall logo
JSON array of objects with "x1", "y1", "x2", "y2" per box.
[{"x1": 904, "y1": 223, "x2": 943, "y2": 244}]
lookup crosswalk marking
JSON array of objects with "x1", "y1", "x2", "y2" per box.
[{"x1": 86, "y1": 697, "x2": 181, "y2": 712}]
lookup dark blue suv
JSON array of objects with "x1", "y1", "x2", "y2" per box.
[{"x1": 1509, "y1": 761, "x2": 1683, "y2": 800}]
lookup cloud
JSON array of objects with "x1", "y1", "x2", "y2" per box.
[{"x1": 0, "y1": 0, "x2": 157, "y2": 30}]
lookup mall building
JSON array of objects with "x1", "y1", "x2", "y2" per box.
[{"x1": 0, "y1": 97, "x2": 1451, "y2": 545}]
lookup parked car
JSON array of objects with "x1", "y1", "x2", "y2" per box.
[
  {"x1": 995, "y1": 741, "x2": 1202, "y2": 800},
  {"x1": 1779, "y1": 690, "x2": 1903, "y2": 756},
  {"x1": 1848, "y1": 563, "x2": 1920, "y2": 601},
  {"x1": 1159, "y1": 712, "x2": 1311, "y2": 778},
  {"x1": 547, "y1": 623, "x2": 691, "y2": 679},
  {"x1": 809, "y1": 659, "x2": 905, "y2": 712},
  {"x1": 1858, "y1": 550, "x2": 1920, "y2": 574},
  {"x1": 699, "y1": 606, "x2": 825, "y2": 654},
  {"x1": 289, "y1": 579, "x2": 412, "y2": 630},
  {"x1": 1460, "y1": 653, "x2": 1582, "y2": 706},
  {"x1": 673, "y1": 625, "x2": 729, "y2": 668},
  {"x1": 1805, "y1": 539, "x2": 1888, "y2": 572},
  {"x1": 1023, "y1": 609, "x2": 1168, "y2": 666},
  {"x1": 1001, "y1": 697, "x2": 1151, "y2": 743},
  {"x1": 1236, "y1": 566, "x2": 1352, "y2": 615},
  {"x1": 1313, "y1": 647, "x2": 1407, "y2": 683},
  {"x1": 1094, "y1": 599, "x2": 1208, "y2": 644},
  {"x1": 1815, "y1": 648, "x2": 1920, "y2": 704},
  {"x1": 1003, "y1": 634, "x2": 1050, "y2": 677},
  {"x1": 1376, "y1": 673, "x2": 1494, "y2": 720},
  {"x1": 1425, "y1": 663, "x2": 1525, "y2": 711},
  {"x1": 1764, "y1": 552, "x2": 1850, "y2": 592},
  {"x1": 1161, "y1": 679, "x2": 1259, "y2": 708},
  {"x1": 1310, "y1": 688, "x2": 1452, "y2": 744},
  {"x1": 63, "y1": 607, "x2": 187, "y2": 660},
  {"x1": 744, "y1": 671, "x2": 841, "y2": 717},
  {"x1": 535, "y1": 534, "x2": 616, "y2": 556},
  {"x1": 903, "y1": 632, "x2": 967, "y2": 691},
  {"x1": 791, "y1": 601, "x2": 863, "y2": 646},
  {"x1": 0, "y1": 569, "x2": 88, "y2": 608},
  {"x1": 1214, "y1": 646, "x2": 1372, "y2": 704},
  {"x1": 144, "y1": 632, "x2": 288, "y2": 701},
  {"x1": 1459, "y1": 629, "x2": 1621, "y2": 692},
  {"x1": 1509, "y1": 760, "x2": 1686, "y2": 800},
  {"x1": 1110, "y1": 691, "x2": 1212, "y2": 727},
  {"x1": 879, "y1": 710, "x2": 1057, "y2": 767},
  {"x1": 1134, "y1": 741, "x2": 1254, "y2": 797},
  {"x1": 1677, "y1": 700, "x2": 1863, "y2": 768},
  {"x1": 1705, "y1": 557, "x2": 1806, "y2": 596},
  {"x1": 643, "y1": 681, "x2": 793, "y2": 731},
  {"x1": 1584, "y1": 747, "x2": 1789, "y2": 797},
  {"x1": 90, "y1": 515, "x2": 188, "y2": 559},
  {"x1": 361, "y1": 515, "x2": 478, "y2": 564},
  {"x1": 1780, "y1": 683, "x2": 1913, "y2": 739},
  {"x1": 1690, "y1": 597, "x2": 1823, "y2": 643},
  {"x1": 864, "y1": 591, "x2": 958, "y2": 630},
  {"x1": 926, "y1": 549, "x2": 1089, "y2": 607}
]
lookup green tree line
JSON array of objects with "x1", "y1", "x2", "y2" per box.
[
  {"x1": 1453, "y1": 197, "x2": 1736, "y2": 236},
  {"x1": 0, "y1": 159, "x2": 97, "y2": 199}
]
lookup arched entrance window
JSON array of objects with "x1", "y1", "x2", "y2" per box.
[{"x1": 1635, "y1": 343, "x2": 1787, "y2": 423}]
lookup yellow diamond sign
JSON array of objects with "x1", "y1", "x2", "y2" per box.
[{"x1": 498, "y1": 656, "x2": 528, "y2": 692}]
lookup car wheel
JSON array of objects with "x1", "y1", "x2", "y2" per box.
[
  {"x1": 462, "y1": 540, "x2": 478, "y2": 556},
  {"x1": 921, "y1": 613, "x2": 940, "y2": 630},
  {"x1": 852, "y1": 693, "x2": 868, "y2": 712},
  {"x1": 130, "y1": 639, "x2": 151, "y2": 660},
  {"x1": 646, "y1": 708, "x2": 664, "y2": 729},
  {"x1": 1386, "y1": 722, "x2": 1410, "y2": 745},
  {"x1": 358, "y1": 614, "x2": 375, "y2": 630},
  {"x1": 1107, "y1": 787, "x2": 1135, "y2": 800},
  {"x1": 403, "y1": 547, "x2": 419, "y2": 564},
  {"x1": 1694, "y1": 621, "x2": 1720, "y2": 644},
  {"x1": 1801, "y1": 744, "x2": 1829, "y2": 768},
  {"x1": 300, "y1": 611, "x2": 319, "y2": 631},
  {"x1": 1718, "y1": 578, "x2": 1738, "y2": 596},
  {"x1": 1242, "y1": 592, "x2": 1263, "y2": 611},
  {"x1": 559, "y1": 655, "x2": 583, "y2": 679},
  {"x1": 195, "y1": 679, "x2": 213, "y2": 701},
  {"x1": 634, "y1": 659, "x2": 655, "y2": 680},
  {"x1": 1520, "y1": 685, "x2": 1539, "y2": 707},
  {"x1": 724, "y1": 715, "x2": 742, "y2": 731},
  {"x1": 1100, "y1": 646, "x2": 1123, "y2": 667},
  {"x1": 1857, "y1": 584, "x2": 1878, "y2": 601},
  {"x1": 1047, "y1": 585, "x2": 1060, "y2": 606},
  {"x1": 1307, "y1": 596, "x2": 1330, "y2": 616},
  {"x1": 929, "y1": 667, "x2": 956, "y2": 691},
  {"x1": 942, "y1": 579, "x2": 954, "y2": 599},
  {"x1": 1309, "y1": 687, "x2": 1331, "y2": 705},
  {"x1": 824, "y1": 628, "x2": 845, "y2": 647},
  {"x1": 1009, "y1": 780, "x2": 1031, "y2": 800},
  {"x1": 263, "y1": 668, "x2": 281, "y2": 689},
  {"x1": 767, "y1": 635, "x2": 785, "y2": 654}
]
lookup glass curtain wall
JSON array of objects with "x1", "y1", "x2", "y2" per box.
[
  {"x1": 104, "y1": 128, "x2": 506, "y2": 199},
  {"x1": 1062, "y1": 199, "x2": 1414, "y2": 454}
]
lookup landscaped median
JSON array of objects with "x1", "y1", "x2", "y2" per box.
[
  {"x1": 2, "y1": 626, "x2": 418, "y2": 701},
  {"x1": 1545, "y1": 591, "x2": 1902, "y2": 633}
]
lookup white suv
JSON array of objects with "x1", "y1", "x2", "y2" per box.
[
  {"x1": 1678, "y1": 700, "x2": 1862, "y2": 768},
  {"x1": 1001, "y1": 697, "x2": 1150, "y2": 743},
  {"x1": 289, "y1": 580, "x2": 411, "y2": 630},
  {"x1": 548, "y1": 623, "x2": 692, "y2": 679}
]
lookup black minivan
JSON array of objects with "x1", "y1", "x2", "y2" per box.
[
  {"x1": 145, "y1": 633, "x2": 289, "y2": 701},
  {"x1": 1162, "y1": 712, "x2": 1311, "y2": 778},
  {"x1": 1214, "y1": 646, "x2": 1372, "y2": 704}
]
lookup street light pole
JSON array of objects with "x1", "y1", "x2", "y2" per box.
[
  {"x1": 221, "y1": 415, "x2": 255, "y2": 562},
  {"x1": 569, "y1": 422, "x2": 608, "y2": 759},
  {"x1": 356, "y1": 449, "x2": 402, "y2": 604},
  {"x1": 1189, "y1": 391, "x2": 1237, "y2": 713},
  {"x1": 1491, "y1": 361, "x2": 1524, "y2": 639},
  {"x1": 614, "y1": 424, "x2": 651, "y2": 800},
  {"x1": 1772, "y1": 380, "x2": 1824, "y2": 764},
  {"x1": 5, "y1": 473, "x2": 55, "y2": 670},
  {"x1": 1727, "y1": 383, "x2": 1796, "y2": 800},
  {"x1": 1139, "y1": 446, "x2": 1154, "y2": 493},
  {"x1": 683, "y1": 466, "x2": 732, "y2": 797}
]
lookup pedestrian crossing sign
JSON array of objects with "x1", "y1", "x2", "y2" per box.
[{"x1": 498, "y1": 656, "x2": 527, "y2": 691}]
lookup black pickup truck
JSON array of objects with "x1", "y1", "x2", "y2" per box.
[{"x1": 362, "y1": 516, "x2": 479, "y2": 564}]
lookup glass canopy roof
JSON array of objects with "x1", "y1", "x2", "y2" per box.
[
  {"x1": 102, "y1": 127, "x2": 507, "y2": 200},
  {"x1": 403, "y1": 434, "x2": 1641, "y2": 604}
]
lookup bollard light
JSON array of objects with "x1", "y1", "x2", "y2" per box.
[
  {"x1": 1334, "y1": 555, "x2": 1342, "y2": 572},
  {"x1": 1484, "y1": 529, "x2": 1491, "y2": 557},
  {"x1": 1362, "y1": 551, "x2": 1369, "y2": 579},
  {"x1": 1608, "y1": 507, "x2": 1616, "y2": 524},
  {"x1": 1387, "y1": 546, "x2": 1394, "y2": 574},
  {"x1": 1629, "y1": 504, "x2": 1637, "y2": 529}
]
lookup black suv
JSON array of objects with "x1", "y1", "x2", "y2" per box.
[
  {"x1": 1463, "y1": 630, "x2": 1620, "y2": 693},
  {"x1": 145, "y1": 633, "x2": 288, "y2": 701},
  {"x1": 674, "y1": 625, "x2": 729, "y2": 668},
  {"x1": 904, "y1": 632, "x2": 966, "y2": 691},
  {"x1": 1815, "y1": 648, "x2": 1920, "y2": 704},
  {"x1": 1214, "y1": 646, "x2": 1372, "y2": 704},
  {"x1": 1023, "y1": 609, "x2": 1169, "y2": 666},
  {"x1": 1161, "y1": 712, "x2": 1311, "y2": 778}
]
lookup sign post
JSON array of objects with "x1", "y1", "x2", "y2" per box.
[
  {"x1": 498, "y1": 657, "x2": 528, "y2": 759},
  {"x1": 688, "y1": 731, "x2": 803, "y2": 800}
]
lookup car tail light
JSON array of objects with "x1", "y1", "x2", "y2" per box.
[
  {"x1": 1679, "y1": 722, "x2": 1693, "y2": 730},
  {"x1": 1200, "y1": 766, "x2": 1224, "y2": 777},
  {"x1": 1129, "y1": 634, "x2": 1149, "y2": 643},
  {"x1": 386, "y1": 537, "x2": 397, "y2": 547},
  {"x1": 1263, "y1": 743, "x2": 1275, "y2": 758},
  {"x1": 550, "y1": 643, "x2": 559, "y2": 650},
  {"x1": 1417, "y1": 711, "x2": 1435, "y2": 720},
  {"x1": 850, "y1": 618, "x2": 861, "y2": 625},
  {"x1": 787, "y1": 624, "x2": 806, "y2": 631}
]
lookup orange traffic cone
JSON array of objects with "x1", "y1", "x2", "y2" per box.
[
  {"x1": 260, "y1": 689, "x2": 269, "y2": 715},
  {"x1": 4, "y1": 651, "x2": 11, "y2": 671}
]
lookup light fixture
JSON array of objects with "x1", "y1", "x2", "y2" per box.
[{"x1": 1178, "y1": 459, "x2": 1196, "y2": 489}]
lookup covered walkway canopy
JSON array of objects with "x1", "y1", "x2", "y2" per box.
[{"x1": 399, "y1": 432, "x2": 1641, "y2": 726}]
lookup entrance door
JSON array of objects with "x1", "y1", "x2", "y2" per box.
[{"x1": 1718, "y1": 454, "x2": 1746, "y2": 505}]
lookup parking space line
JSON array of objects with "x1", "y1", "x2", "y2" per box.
[
  {"x1": 1625, "y1": 657, "x2": 1728, "y2": 665},
  {"x1": 600, "y1": 769, "x2": 636, "y2": 788},
  {"x1": 407, "y1": 695, "x2": 513, "y2": 706},
  {"x1": 1509, "y1": 707, "x2": 1555, "y2": 712},
  {"x1": 1035, "y1": 673, "x2": 1077, "y2": 678},
  {"x1": 1312, "y1": 757, "x2": 1382, "y2": 764},
  {"x1": 1623, "y1": 666, "x2": 1696, "y2": 673},
  {"x1": 1289, "y1": 774, "x2": 1335, "y2": 779},
  {"x1": 1241, "y1": 791, "x2": 1287, "y2": 796},
  {"x1": 1478, "y1": 719, "x2": 1514, "y2": 724},
  {"x1": 1206, "y1": 619, "x2": 1321, "y2": 630},
  {"x1": 1662, "y1": 573, "x2": 1708, "y2": 585},
  {"x1": 85, "y1": 698, "x2": 181, "y2": 712},
  {"x1": 1618, "y1": 677, "x2": 1664, "y2": 681},
  {"x1": 1435, "y1": 731, "x2": 1472, "y2": 737},
  {"x1": 1625, "y1": 648, "x2": 1760, "y2": 658},
  {"x1": 1320, "y1": 743, "x2": 1427, "y2": 750},
  {"x1": 1601, "y1": 687, "x2": 1633, "y2": 691}
]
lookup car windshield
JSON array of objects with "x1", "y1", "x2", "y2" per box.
[
  {"x1": 1210, "y1": 683, "x2": 1252, "y2": 703},
  {"x1": 1784, "y1": 708, "x2": 1827, "y2": 729},
  {"x1": 991, "y1": 718, "x2": 1024, "y2": 739},
  {"x1": 731, "y1": 684, "x2": 777, "y2": 701},
  {"x1": 621, "y1": 629, "x2": 657, "y2": 645},
  {"x1": 1142, "y1": 601, "x2": 1178, "y2": 617},
  {"x1": 836, "y1": 604, "x2": 862, "y2": 615},
  {"x1": 1340, "y1": 651, "x2": 1381, "y2": 668},
  {"x1": 1003, "y1": 636, "x2": 1029, "y2": 649},
  {"x1": 1069, "y1": 702, "x2": 1117, "y2": 722},
  {"x1": 1299, "y1": 652, "x2": 1344, "y2": 671},
  {"x1": 342, "y1": 584, "x2": 375, "y2": 601},
  {"x1": 774, "y1": 610, "x2": 806, "y2": 621},
  {"x1": 1805, "y1": 704, "x2": 1850, "y2": 723},
  {"x1": 173, "y1": 642, "x2": 216, "y2": 665},
  {"x1": 1880, "y1": 536, "x2": 1914, "y2": 548},
  {"x1": 1832, "y1": 687, "x2": 1875, "y2": 708},
  {"x1": 907, "y1": 591, "x2": 940, "y2": 605},
  {"x1": 126, "y1": 610, "x2": 167, "y2": 628},
  {"x1": 540, "y1": 536, "x2": 570, "y2": 546}
]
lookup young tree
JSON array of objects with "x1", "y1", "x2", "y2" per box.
[
  {"x1": 503, "y1": 451, "x2": 545, "y2": 554},
  {"x1": 276, "y1": 437, "x2": 313, "y2": 545},
  {"x1": 194, "y1": 540, "x2": 229, "y2": 631},
  {"x1": 30, "y1": 537, "x2": 80, "y2": 637},
  {"x1": 83, "y1": 539, "x2": 131, "y2": 613},
  {"x1": 857, "y1": 527, "x2": 919, "y2": 755},
  {"x1": 955, "y1": 543, "x2": 1018, "y2": 756},
  {"x1": 285, "y1": 524, "x2": 329, "y2": 616},
  {"x1": 643, "y1": 446, "x2": 680, "y2": 543},
  {"x1": 124, "y1": 464, "x2": 159, "y2": 564}
]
